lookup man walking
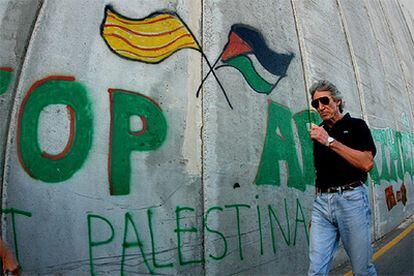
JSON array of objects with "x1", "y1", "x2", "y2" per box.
[{"x1": 308, "y1": 80, "x2": 377, "y2": 276}]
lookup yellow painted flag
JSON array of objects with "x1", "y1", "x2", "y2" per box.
[{"x1": 101, "y1": 6, "x2": 200, "y2": 63}]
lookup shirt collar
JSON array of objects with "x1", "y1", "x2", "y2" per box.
[{"x1": 322, "y1": 113, "x2": 350, "y2": 130}]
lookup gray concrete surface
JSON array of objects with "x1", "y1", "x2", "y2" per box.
[
  {"x1": 332, "y1": 215, "x2": 414, "y2": 276},
  {"x1": 0, "y1": 0, "x2": 413, "y2": 275},
  {"x1": 374, "y1": 230, "x2": 413, "y2": 275}
]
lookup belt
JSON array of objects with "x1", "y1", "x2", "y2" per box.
[{"x1": 316, "y1": 181, "x2": 362, "y2": 194}]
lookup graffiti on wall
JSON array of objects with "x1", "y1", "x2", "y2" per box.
[
  {"x1": 256, "y1": 101, "x2": 320, "y2": 191},
  {"x1": 16, "y1": 76, "x2": 414, "y2": 195},
  {"x1": 108, "y1": 88, "x2": 167, "y2": 195},
  {"x1": 87, "y1": 197, "x2": 308, "y2": 274},
  {"x1": 100, "y1": 5, "x2": 298, "y2": 192},
  {"x1": 4, "y1": 198, "x2": 308, "y2": 274},
  {"x1": 385, "y1": 183, "x2": 407, "y2": 211},
  {"x1": 17, "y1": 76, "x2": 93, "y2": 182},
  {"x1": 16, "y1": 77, "x2": 167, "y2": 195},
  {"x1": 101, "y1": 6, "x2": 199, "y2": 64},
  {"x1": 15, "y1": 78, "x2": 321, "y2": 193},
  {"x1": 0, "y1": 67, "x2": 13, "y2": 95},
  {"x1": 0, "y1": 208, "x2": 32, "y2": 263},
  {"x1": 4, "y1": 3, "x2": 414, "y2": 275},
  {"x1": 16, "y1": 74, "x2": 414, "y2": 197},
  {"x1": 215, "y1": 24, "x2": 294, "y2": 95},
  {"x1": 100, "y1": 5, "x2": 232, "y2": 109},
  {"x1": 101, "y1": 6, "x2": 294, "y2": 109},
  {"x1": 254, "y1": 104, "x2": 414, "y2": 192},
  {"x1": 197, "y1": 24, "x2": 294, "y2": 100},
  {"x1": 370, "y1": 128, "x2": 414, "y2": 185}
]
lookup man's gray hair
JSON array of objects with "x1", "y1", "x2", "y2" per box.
[{"x1": 309, "y1": 80, "x2": 344, "y2": 113}]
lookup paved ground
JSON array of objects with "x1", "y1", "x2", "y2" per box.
[
  {"x1": 373, "y1": 229, "x2": 413, "y2": 275},
  {"x1": 332, "y1": 216, "x2": 414, "y2": 276}
]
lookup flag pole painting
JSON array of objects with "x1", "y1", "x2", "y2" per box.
[{"x1": 100, "y1": 5, "x2": 233, "y2": 109}]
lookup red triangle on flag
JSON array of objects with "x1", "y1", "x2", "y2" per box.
[{"x1": 221, "y1": 32, "x2": 252, "y2": 61}]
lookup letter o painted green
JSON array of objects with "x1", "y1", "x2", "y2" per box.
[{"x1": 17, "y1": 77, "x2": 93, "y2": 182}]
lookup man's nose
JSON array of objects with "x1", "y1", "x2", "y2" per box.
[{"x1": 318, "y1": 101, "x2": 325, "y2": 110}]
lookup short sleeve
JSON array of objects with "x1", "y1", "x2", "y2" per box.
[{"x1": 354, "y1": 120, "x2": 377, "y2": 157}]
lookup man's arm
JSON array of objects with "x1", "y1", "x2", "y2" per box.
[
  {"x1": 310, "y1": 125, "x2": 374, "y2": 172},
  {"x1": 329, "y1": 140, "x2": 374, "y2": 172}
]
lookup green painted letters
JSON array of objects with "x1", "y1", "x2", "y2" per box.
[
  {"x1": 293, "y1": 199, "x2": 308, "y2": 245},
  {"x1": 370, "y1": 128, "x2": 414, "y2": 184},
  {"x1": 268, "y1": 199, "x2": 290, "y2": 253},
  {"x1": 109, "y1": 89, "x2": 167, "y2": 195},
  {"x1": 175, "y1": 206, "x2": 204, "y2": 266},
  {"x1": 1, "y1": 208, "x2": 32, "y2": 263},
  {"x1": 204, "y1": 206, "x2": 228, "y2": 260},
  {"x1": 256, "y1": 101, "x2": 305, "y2": 190},
  {"x1": 18, "y1": 76, "x2": 93, "y2": 182},
  {"x1": 400, "y1": 132, "x2": 413, "y2": 176},
  {"x1": 147, "y1": 208, "x2": 173, "y2": 268},
  {"x1": 121, "y1": 212, "x2": 153, "y2": 275},
  {"x1": 0, "y1": 67, "x2": 13, "y2": 95},
  {"x1": 87, "y1": 214, "x2": 115, "y2": 276},
  {"x1": 224, "y1": 204, "x2": 251, "y2": 261},
  {"x1": 293, "y1": 110, "x2": 321, "y2": 187},
  {"x1": 256, "y1": 200, "x2": 264, "y2": 255}
]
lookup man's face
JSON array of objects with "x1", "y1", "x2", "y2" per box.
[{"x1": 312, "y1": 90, "x2": 341, "y2": 121}]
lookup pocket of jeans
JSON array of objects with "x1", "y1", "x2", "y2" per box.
[{"x1": 342, "y1": 189, "x2": 362, "y2": 201}]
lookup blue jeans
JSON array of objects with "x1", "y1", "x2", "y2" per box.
[{"x1": 308, "y1": 186, "x2": 377, "y2": 276}]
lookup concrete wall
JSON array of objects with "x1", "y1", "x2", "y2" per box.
[{"x1": 0, "y1": 0, "x2": 412, "y2": 275}]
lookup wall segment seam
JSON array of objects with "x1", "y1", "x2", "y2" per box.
[
  {"x1": 200, "y1": 0, "x2": 206, "y2": 274},
  {"x1": 396, "y1": 0, "x2": 414, "y2": 49},
  {"x1": 336, "y1": 0, "x2": 368, "y2": 123},
  {"x1": 367, "y1": 0, "x2": 414, "y2": 238},
  {"x1": 335, "y1": 0, "x2": 378, "y2": 241},
  {"x1": 0, "y1": 0, "x2": 45, "y2": 233},
  {"x1": 379, "y1": 0, "x2": 414, "y2": 180},
  {"x1": 363, "y1": 0, "x2": 400, "y2": 240},
  {"x1": 380, "y1": 0, "x2": 414, "y2": 124},
  {"x1": 290, "y1": 0, "x2": 312, "y2": 117},
  {"x1": 362, "y1": 0, "x2": 399, "y2": 128}
]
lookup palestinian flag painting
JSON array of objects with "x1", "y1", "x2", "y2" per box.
[{"x1": 217, "y1": 24, "x2": 294, "y2": 95}]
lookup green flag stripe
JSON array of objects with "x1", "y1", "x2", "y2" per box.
[{"x1": 220, "y1": 55, "x2": 273, "y2": 94}]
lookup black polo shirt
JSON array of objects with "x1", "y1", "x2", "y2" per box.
[{"x1": 313, "y1": 113, "x2": 377, "y2": 188}]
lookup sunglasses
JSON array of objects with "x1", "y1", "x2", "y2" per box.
[{"x1": 311, "y1": 96, "x2": 331, "y2": 109}]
